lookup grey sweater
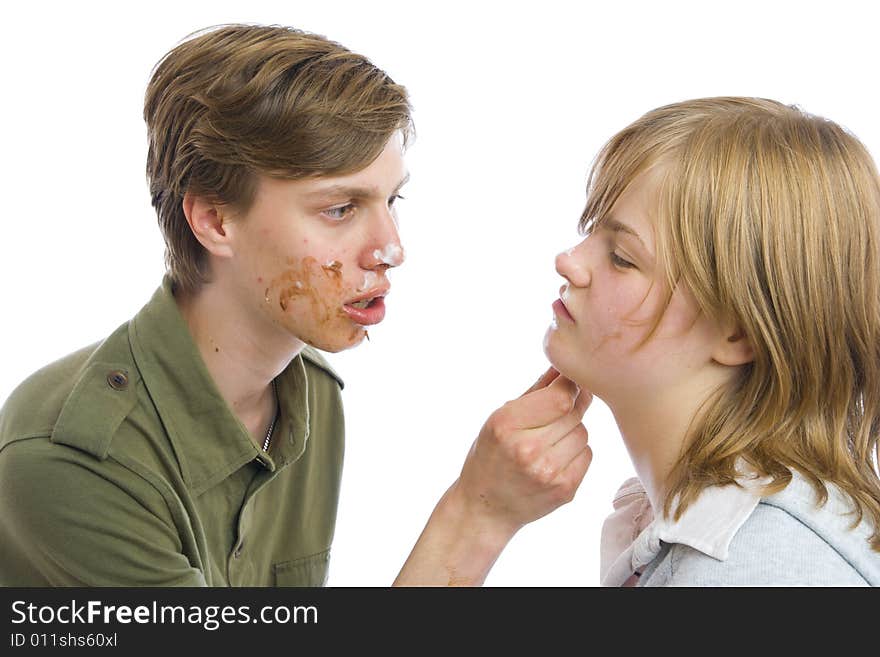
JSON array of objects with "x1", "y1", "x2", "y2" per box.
[{"x1": 600, "y1": 470, "x2": 880, "y2": 586}]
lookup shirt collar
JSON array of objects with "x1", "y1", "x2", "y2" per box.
[
  {"x1": 128, "y1": 276, "x2": 311, "y2": 495},
  {"x1": 600, "y1": 465, "x2": 771, "y2": 586}
]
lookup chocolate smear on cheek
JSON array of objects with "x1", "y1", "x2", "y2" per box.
[
  {"x1": 269, "y1": 257, "x2": 349, "y2": 332},
  {"x1": 322, "y1": 260, "x2": 343, "y2": 277}
]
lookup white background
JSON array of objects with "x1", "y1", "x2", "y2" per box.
[{"x1": 1, "y1": 0, "x2": 878, "y2": 586}]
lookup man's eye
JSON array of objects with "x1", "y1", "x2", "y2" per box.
[
  {"x1": 610, "y1": 252, "x2": 635, "y2": 269},
  {"x1": 324, "y1": 204, "x2": 355, "y2": 221}
]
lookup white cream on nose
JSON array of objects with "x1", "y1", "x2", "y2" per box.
[{"x1": 373, "y1": 243, "x2": 404, "y2": 266}]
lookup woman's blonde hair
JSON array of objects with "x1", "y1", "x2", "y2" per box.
[{"x1": 581, "y1": 97, "x2": 880, "y2": 550}]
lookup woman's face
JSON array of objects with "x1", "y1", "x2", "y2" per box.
[{"x1": 544, "y1": 171, "x2": 725, "y2": 406}]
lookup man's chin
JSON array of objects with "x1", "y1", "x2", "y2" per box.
[{"x1": 304, "y1": 328, "x2": 368, "y2": 353}]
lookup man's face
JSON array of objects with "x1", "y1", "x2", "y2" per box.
[{"x1": 223, "y1": 135, "x2": 408, "y2": 352}]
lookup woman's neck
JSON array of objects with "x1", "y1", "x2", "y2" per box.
[{"x1": 607, "y1": 372, "x2": 729, "y2": 513}]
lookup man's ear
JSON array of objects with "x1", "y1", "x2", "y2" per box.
[
  {"x1": 712, "y1": 326, "x2": 755, "y2": 367},
  {"x1": 182, "y1": 191, "x2": 234, "y2": 259}
]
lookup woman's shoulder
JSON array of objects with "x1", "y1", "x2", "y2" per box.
[{"x1": 642, "y1": 501, "x2": 876, "y2": 586}]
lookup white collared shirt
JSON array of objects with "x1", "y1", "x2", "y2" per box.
[{"x1": 600, "y1": 473, "x2": 770, "y2": 586}]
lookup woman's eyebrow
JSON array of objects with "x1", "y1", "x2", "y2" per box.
[{"x1": 603, "y1": 217, "x2": 647, "y2": 250}]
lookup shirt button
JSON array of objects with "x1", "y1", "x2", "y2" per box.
[
  {"x1": 233, "y1": 544, "x2": 244, "y2": 559},
  {"x1": 107, "y1": 370, "x2": 129, "y2": 391}
]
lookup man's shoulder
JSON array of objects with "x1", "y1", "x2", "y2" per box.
[
  {"x1": 0, "y1": 321, "x2": 137, "y2": 458},
  {"x1": 300, "y1": 346, "x2": 344, "y2": 390},
  {"x1": 1, "y1": 341, "x2": 102, "y2": 446}
]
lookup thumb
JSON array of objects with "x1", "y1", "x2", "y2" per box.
[
  {"x1": 573, "y1": 386, "x2": 593, "y2": 418},
  {"x1": 519, "y1": 367, "x2": 560, "y2": 397}
]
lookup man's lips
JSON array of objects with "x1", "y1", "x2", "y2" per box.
[
  {"x1": 553, "y1": 298, "x2": 574, "y2": 322},
  {"x1": 343, "y1": 287, "x2": 389, "y2": 326}
]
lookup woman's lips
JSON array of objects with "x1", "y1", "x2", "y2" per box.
[
  {"x1": 553, "y1": 298, "x2": 574, "y2": 322},
  {"x1": 343, "y1": 296, "x2": 387, "y2": 325}
]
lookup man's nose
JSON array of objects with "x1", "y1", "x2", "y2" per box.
[{"x1": 363, "y1": 208, "x2": 405, "y2": 269}]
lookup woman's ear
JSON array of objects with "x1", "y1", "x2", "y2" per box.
[
  {"x1": 182, "y1": 191, "x2": 234, "y2": 259},
  {"x1": 712, "y1": 326, "x2": 755, "y2": 367}
]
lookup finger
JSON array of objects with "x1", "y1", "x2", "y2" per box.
[
  {"x1": 506, "y1": 374, "x2": 579, "y2": 430},
  {"x1": 519, "y1": 367, "x2": 560, "y2": 398},
  {"x1": 530, "y1": 426, "x2": 592, "y2": 499},
  {"x1": 556, "y1": 444, "x2": 593, "y2": 490},
  {"x1": 546, "y1": 428, "x2": 593, "y2": 488},
  {"x1": 516, "y1": 405, "x2": 586, "y2": 450},
  {"x1": 546, "y1": 422, "x2": 589, "y2": 466},
  {"x1": 572, "y1": 387, "x2": 593, "y2": 419}
]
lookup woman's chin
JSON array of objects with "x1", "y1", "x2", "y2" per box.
[{"x1": 542, "y1": 328, "x2": 571, "y2": 375}]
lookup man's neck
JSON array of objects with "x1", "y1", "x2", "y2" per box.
[{"x1": 174, "y1": 281, "x2": 305, "y2": 445}]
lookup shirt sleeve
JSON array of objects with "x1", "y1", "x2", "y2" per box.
[{"x1": 0, "y1": 438, "x2": 207, "y2": 586}]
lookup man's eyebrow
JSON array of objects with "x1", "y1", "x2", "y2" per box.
[
  {"x1": 306, "y1": 172, "x2": 410, "y2": 199},
  {"x1": 603, "y1": 217, "x2": 647, "y2": 250}
]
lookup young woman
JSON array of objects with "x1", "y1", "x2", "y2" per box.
[{"x1": 545, "y1": 97, "x2": 880, "y2": 585}]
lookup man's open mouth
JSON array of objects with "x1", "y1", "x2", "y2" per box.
[
  {"x1": 349, "y1": 297, "x2": 380, "y2": 309},
  {"x1": 343, "y1": 293, "x2": 388, "y2": 326}
]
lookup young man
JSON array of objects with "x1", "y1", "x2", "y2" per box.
[{"x1": 0, "y1": 24, "x2": 591, "y2": 586}]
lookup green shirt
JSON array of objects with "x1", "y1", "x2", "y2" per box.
[{"x1": 0, "y1": 278, "x2": 345, "y2": 586}]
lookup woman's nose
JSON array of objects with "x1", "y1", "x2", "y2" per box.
[{"x1": 555, "y1": 243, "x2": 591, "y2": 288}]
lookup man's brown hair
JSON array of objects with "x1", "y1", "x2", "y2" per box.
[{"x1": 144, "y1": 23, "x2": 413, "y2": 293}]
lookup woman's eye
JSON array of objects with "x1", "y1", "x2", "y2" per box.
[
  {"x1": 610, "y1": 252, "x2": 636, "y2": 269},
  {"x1": 324, "y1": 204, "x2": 355, "y2": 221},
  {"x1": 389, "y1": 194, "x2": 405, "y2": 208}
]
